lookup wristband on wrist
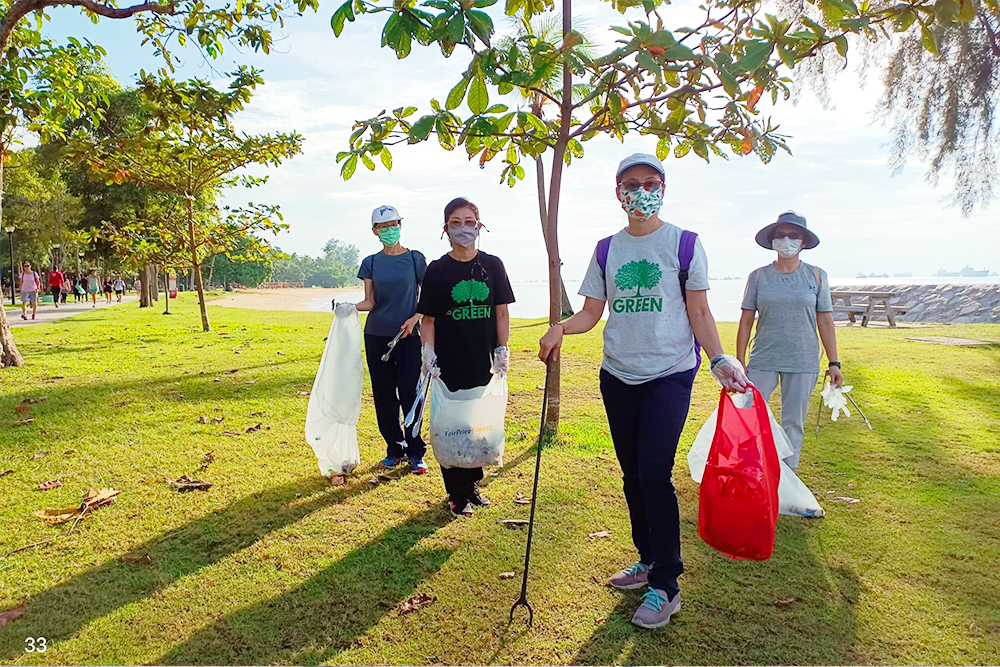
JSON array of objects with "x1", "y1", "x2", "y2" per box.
[
  {"x1": 709, "y1": 354, "x2": 725, "y2": 371},
  {"x1": 828, "y1": 361, "x2": 841, "y2": 368}
]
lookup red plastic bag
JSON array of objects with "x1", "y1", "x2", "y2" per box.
[{"x1": 698, "y1": 386, "x2": 781, "y2": 560}]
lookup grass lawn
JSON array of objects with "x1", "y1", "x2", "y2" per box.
[{"x1": 1, "y1": 293, "x2": 999, "y2": 665}]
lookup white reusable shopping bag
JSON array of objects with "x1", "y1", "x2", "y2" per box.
[
  {"x1": 687, "y1": 390, "x2": 825, "y2": 518},
  {"x1": 305, "y1": 306, "x2": 362, "y2": 476},
  {"x1": 429, "y1": 373, "x2": 508, "y2": 469}
]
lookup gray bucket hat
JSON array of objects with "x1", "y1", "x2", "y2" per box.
[{"x1": 755, "y1": 211, "x2": 820, "y2": 249}]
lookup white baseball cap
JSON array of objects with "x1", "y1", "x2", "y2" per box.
[
  {"x1": 616, "y1": 153, "x2": 665, "y2": 181},
  {"x1": 371, "y1": 205, "x2": 402, "y2": 225}
]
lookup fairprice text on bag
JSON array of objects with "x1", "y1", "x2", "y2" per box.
[{"x1": 444, "y1": 425, "x2": 495, "y2": 437}]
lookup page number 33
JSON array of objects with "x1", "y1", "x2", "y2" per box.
[{"x1": 25, "y1": 637, "x2": 47, "y2": 653}]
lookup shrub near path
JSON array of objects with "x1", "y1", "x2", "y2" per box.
[{"x1": 0, "y1": 294, "x2": 998, "y2": 665}]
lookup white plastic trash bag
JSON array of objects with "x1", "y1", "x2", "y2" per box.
[
  {"x1": 429, "y1": 374, "x2": 507, "y2": 469},
  {"x1": 305, "y1": 305, "x2": 362, "y2": 477},
  {"x1": 688, "y1": 391, "x2": 824, "y2": 518}
]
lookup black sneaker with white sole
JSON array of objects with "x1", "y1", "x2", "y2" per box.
[
  {"x1": 470, "y1": 484, "x2": 490, "y2": 507},
  {"x1": 449, "y1": 500, "x2": 474, "y2": 518}
]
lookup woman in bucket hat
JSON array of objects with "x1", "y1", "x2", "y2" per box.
[
  {"x1": 351, "y1": 205, "x2": 429, "y2": 474},
  {"x1": 736, "y1": 211, "x2": 844, "y2": 470}
]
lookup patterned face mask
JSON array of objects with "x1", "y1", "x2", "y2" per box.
[{"x1": 618, "y1": 185, "x2": 663, "y2": 221}]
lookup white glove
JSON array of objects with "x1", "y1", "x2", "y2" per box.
[
  {"x1": 421, "y1": 343, "x2": 441, "y2": 379},
  {"x1": 491, "y1": 345, "x2": 510, "y2": 376},
  {"x1": 709, "y1": 354, "x2": 749, "y2": 393},
  {"x1": 334, "y1": 302, "x2": 357, "y2": 318},
  {"x1": 821, "y1": 381, "x2": 853, "y2": 421}
]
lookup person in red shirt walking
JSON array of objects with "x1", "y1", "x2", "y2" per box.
[{"x1": 47, "y1": 266, "x2": 64, "y2": 309}]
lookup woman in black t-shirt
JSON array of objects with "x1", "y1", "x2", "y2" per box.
[{"x1": 417, "y1": 197, "x2": 515, "y2": 518}]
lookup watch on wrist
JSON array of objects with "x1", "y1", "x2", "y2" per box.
[{"x1": 828, "y1": 361, "x2": 841, "y2": 368}]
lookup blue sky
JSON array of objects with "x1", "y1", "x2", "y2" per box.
[{"x1": 43, "y1": 1, "x2": 999, "y2": 282}]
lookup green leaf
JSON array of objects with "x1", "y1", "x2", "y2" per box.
[
  {"x1": 409, "y1": 115, "x2": 435, "y2": 142},
  {"x1": 957, "y1": 0, "x2": 975, "y2": 21},
  {"x1": 497, "y1": 82, "x2": 514, "y2": 95},
  {"x1": 360, "y1": 153, "x2": 376, "y2": 171},
  {"x1": 833, "y1": 35, "x2": 848, "y2": 57},
  {"x1": 736, "y1": 40, "x2": 774, "y2": 72},
  {"x1": 921, "y1": 24, "x2": 938, "y2": 53},
  {"x1": 468, "y1": 76, "x2": 489, "y2": 114},
  {"x1": 674, "y1": 142, "x2": 691, "y2": 158},
  {"x1": 715, "y1": 62, "x2": 740, "y2": 97},
  {"x1": 484, "y1": 104, "x2": 508, "y2": 113},
  {"x1": 467, "y1": 10, "x2": 494, "y2": 45},
  {"x1": 341, "y1": 154, "x2": 358, "y2": 179},
  {"x1": 663, "y1": 43, "x2": 697, "y2": 60},
  {"x1": 446, "y1": 75, "x2": 469, "y2": 110},
  {"x1": 380, "y1": 148, "x2": 392, "y2": 170},
  {"x1": 637, "y1": 50, "x2": 659, "y2": 72},
  {"x1": 331, "y1": 0, "x2": 355, "y2": 37},
  {"x1": 655, "y1": 136, "x2": 670, "y2": 160},
  {"x1": 447, "y1": 12, "x2": 465, "y2": 43},
  {"x1": 474, "y1": 0, "x2": 499, "y2": 6}
]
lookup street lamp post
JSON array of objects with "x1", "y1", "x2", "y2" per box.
[
  {"x1": 77, "y1": 250, "x2": 84, "y2": 277},
  {"x1": 4, "y1": 225, "x2": 14, "y2": 306}
]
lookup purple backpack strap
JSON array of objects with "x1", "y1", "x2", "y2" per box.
[
  {"x1": 596, "y1": 235, "x2": 612, "y2": 275},
  {"x1": 678, "y1": 230, "x2": 701, "y2": 373}
]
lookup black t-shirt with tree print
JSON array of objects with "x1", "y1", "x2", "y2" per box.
[{"x1": 417, "y1": 252, "x2": 515, "y2": 392}]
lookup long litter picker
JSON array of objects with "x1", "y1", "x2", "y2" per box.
[{"x1": 509, "y1": 350, "x2": 555, "y2": 627}]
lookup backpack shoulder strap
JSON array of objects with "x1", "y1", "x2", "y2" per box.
[
  {"x1": 596, "y1": 235, "x2": 613, "y2": 276},
  {"x1": 677, "y1": 229, "x2": 698, "y2": 303}
]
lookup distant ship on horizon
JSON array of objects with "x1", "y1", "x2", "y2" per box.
[{"x1": 935, "y1": 267, "x2": 991, "y2": 277}]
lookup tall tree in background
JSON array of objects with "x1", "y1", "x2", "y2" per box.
[
  {"x1": 70, "y1": 69, "x2": 302, "y2": 331},
  {"x1": 332, "y1": 0, "x2": 961, "y2": 433}
]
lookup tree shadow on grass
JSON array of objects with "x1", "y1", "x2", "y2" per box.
[
  {"x1": 153, "y1": 507, "x2": 453, "y2": 665},
  {"x1": 0, "y1": 476, "x2": 386, "y2": 661},
  {"x1": 571, "y1": 519, "x2": 860, "y2": 665}
]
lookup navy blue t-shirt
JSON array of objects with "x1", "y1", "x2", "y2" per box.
[{"x1": 357, "y1": 249, "x2": 427, "y2": 337}]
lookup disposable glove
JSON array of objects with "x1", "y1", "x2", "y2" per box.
[
  {"x1": 333, "y1": 301, "x2": 357, "y2": 318},
  {"x1": 709, "y1": 354, "x2": 750, "y2": 393},
  {"x1": 821, "y1": 381, "x2": 854, "y2": 421},
  {"x1": 491, "y1": 345, "x2": 510, "y2": 376},
  {"x1": 421, "y1": 343, "x2": 441, "y2": 379}
]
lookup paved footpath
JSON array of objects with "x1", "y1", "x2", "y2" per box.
[{"x1": 6, "y1": 295, "x2": 139, "y2": 328}]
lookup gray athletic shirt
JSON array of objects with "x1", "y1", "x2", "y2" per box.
[
  {"x1": 579, "y1": 222, "x2": 710, "y2": 385},
  {"x1": 741, "y1": 261, "x2": 832, "y2": 373},
  {"x1": 358, "y1": 249, "x2": 427, "y2": 337}
]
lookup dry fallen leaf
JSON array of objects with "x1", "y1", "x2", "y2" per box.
[
  {"x1": 213, "y1": 378, "x2": 221, "y2": 382},
  {"x1": 14, "y1": 418, "x2": 36, "y2": 427},
  {"x1": 169, "y1": 475, "x2": 212, "y2": 492},
  {"x1": 514, "y1": 492, "x2": 532, "y2": 505},
  {"x1": 830, "y1": 496, "x2": 861, "y2": 504},
  {"x1": 398, "y1": 593, "x2": 436, "y2": 615},
  {"x1": 82, "y1": 487, "x2": 120, "y2": 511},
  {"x1": 199, "y1": 415, "x2": 208, "y2": 424},
  {"x1": 213, "y1": 416, "x2": 224, "y2": 423},
  {"x1": 14, "y1": 406, "x2": 29, "y2": 414},
  {"x1": 588, "y1": 530, "x2": 612, "y2": 539},
  {"x1": 329, "y1": 475, "x2": 346, "y2": 487},
  {"x1": 499, "y1": 572, "x2": 516, "y2": 580},
  {"x1": 37, "y1": 480, "x2": 63, "y2": 491},
  {"x1": 34, "y1": 506, "x2": 83, "y2": 524},
  {"x1": 297, "y1": 390, "x2": 310, "y2": 397},
  {"x1": 774, "y1": 597, "x2": 798, "y2": 607},
  {"x1": 501, "y1": 519, "x2": 529, "y2": 527},
  {"x1": 535, "y1": 385, "x2": 545, "y2": 390},
  {"x1": 221, "y1": 431, "x2": 241, "y2": 437},
  {"x1": 245, "y1": 423, "x2": 263, "y2": 433},
  {"x1": 21, "y1": 396, "x2": 47, "y2": 404},
  {"x1": 31, "y1": 451, "x2": 49, "y2": 459},
  {"x1": 250, "y1": 411, "x2": 265, "y2": 417},
  {"x1": 0, "y1": 470, "x2": 14, "y2": 478},
  {"x1": 119, "y1": 554, "x2": 152, "y2": 564},
  {"x1": 0, "y1": 603, "x2": 27, "y2": 628}
]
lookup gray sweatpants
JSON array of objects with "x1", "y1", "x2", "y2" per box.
[{"x1": 747, "y1": 369, "x2": 819, "y2": 470}]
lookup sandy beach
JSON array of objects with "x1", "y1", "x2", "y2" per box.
[{"x1": 210, "y1": 287, "x2": 362, "y2": 312}]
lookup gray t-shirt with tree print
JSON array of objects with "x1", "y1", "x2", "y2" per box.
[{"x1": 579, "y1": 222, "x2": 710, "y2": 385}]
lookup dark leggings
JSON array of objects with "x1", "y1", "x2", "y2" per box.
[
  {"x1": 441, "y1": 466, "x2": 484, "y2": 507},
  {"x1": 600, "y1": 367, "x2": 695, "y2": 597},
  {"x1": 364, "y1": 333, "x2": 426, "y2": 460}
]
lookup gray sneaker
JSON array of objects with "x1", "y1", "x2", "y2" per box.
[
  {"x1": 631, "y1": 588, "x2": 680, "y2": 629},
  {"x1": 609, "y1": 562, "x2": 649, "y2": 590}
]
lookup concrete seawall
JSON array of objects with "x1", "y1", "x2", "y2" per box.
[{"x1": 830, "y1": 284, "x2": 1000, "y2": 324}]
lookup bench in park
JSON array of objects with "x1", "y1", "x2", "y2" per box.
[{"x1": 831, "y1": 290, "x2": 908, "y2": 328}]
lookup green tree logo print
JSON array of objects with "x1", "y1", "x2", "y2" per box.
[
  {"x1": 614, "y1": 260, "x2": 662, "y2": 297},
  {"x1": 452, "y1": 279, "x2": 490, "y2": 305}
]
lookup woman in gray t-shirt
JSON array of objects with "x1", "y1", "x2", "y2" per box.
[{"x1": 736, "y1": 212, "x2": 844, "y2": 470}]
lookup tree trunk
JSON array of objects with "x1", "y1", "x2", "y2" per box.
[
  {"x1": 540, "y1": 2, "x2": 574, "y2": 438},
  {"x1": 187, "y1": 195, "x2": 210, "y2": 332},
  {"x1": 0, "y1": 145, "x2": 25, "y2": 367},
  {"x1": 535, "y1": 157, "x2": 575, "y2": 319},
  {"x1": 139, "y1": 263, "x2": 152, "y2": 307},
  {"x1": 207, "y1": 255, "x2": 216, "y2": 289}
]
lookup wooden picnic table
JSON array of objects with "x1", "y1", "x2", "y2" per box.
[{"x1": 831, "y1": 290, "x2": 907, "y2": 328}]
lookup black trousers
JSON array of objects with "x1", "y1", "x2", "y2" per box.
[
  {"x1": 600, "y1": 367, "x2": 695, "y2": 597},
  {"x1": 441, "y1": 466, "x2": 484, "y2": 506},
  {"x1": 364, "y1": 333, "x2": 426, "y2": 460}
]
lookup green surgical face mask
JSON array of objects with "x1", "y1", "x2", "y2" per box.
[{"x1": 377, "y1": 225, "x2": 401, "y2": 246}]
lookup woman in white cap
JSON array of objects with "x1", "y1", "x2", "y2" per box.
[
  {"x1": 538, "y1": 153, "x2": 748, "y2": 629},
  {"x1": 736, "y1": 211, "x2": 844, "y2": 471},
  {"x1": 352, "y1": 205, "x2": 429, "y2": 474}
]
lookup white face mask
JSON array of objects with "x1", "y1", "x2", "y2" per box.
[
  {"x1": 447, "y1": 225, "x2": 480, "y2": 248},
  {"x1": 772, "y1": 237, "x2": 803, "y2": 258}
]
